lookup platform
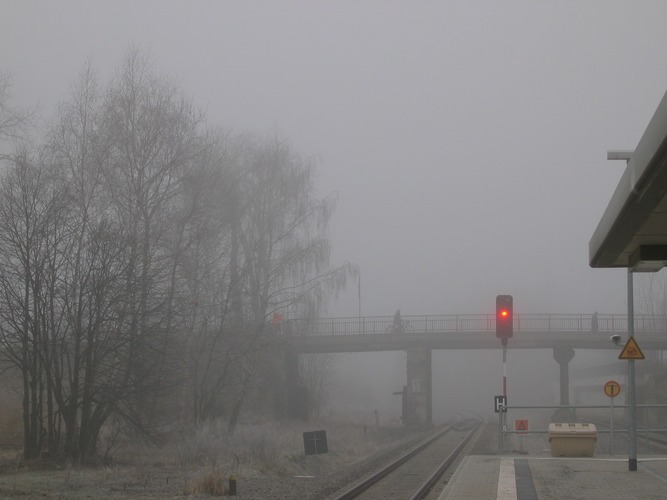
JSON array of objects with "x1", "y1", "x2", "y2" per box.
[{"x1": 439, "y1": 455, "x2": 667, "y2": 499}]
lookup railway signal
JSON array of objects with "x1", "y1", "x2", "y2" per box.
[{"x1": 496, "y1": 295, "x2": 513, "y2": 340}]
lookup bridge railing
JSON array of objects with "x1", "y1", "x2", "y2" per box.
[{"x1": 283, "y1": 313, "x2": 667, "y2": 336}]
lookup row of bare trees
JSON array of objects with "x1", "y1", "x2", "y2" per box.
[{"x1": 0, "y1": 51, "x2": 353, "y2": 461}]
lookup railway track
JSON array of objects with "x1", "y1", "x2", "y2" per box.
[
  {"x1": 586, "y1": 415, "x2": 667, "y2": 453},
  {"x1": 331, "y1": 416, "x2": 482, "y2": 500}
]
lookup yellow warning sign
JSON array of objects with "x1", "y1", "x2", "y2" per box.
[
  {"x1": 515, "y1": 419, "x2": 529, "y2": 433},
  {"x1": 619, "y1": 337, "x2": 645, "y2": 360}
]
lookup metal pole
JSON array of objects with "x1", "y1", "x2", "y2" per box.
[
  {"x1": 628, "y1": 269, "x2": 637, "y2": 471},
  {"x1": 502, "y1": 340, "x2": 508, "y2": 398},
  {"x1": 502, "y1": 340, "x2": 508, "y2": 453},
  {"x1": 610, "y1": 396, "x2": 614, "y2": 455},
  {"x1": 358, "y1": 273, "x2": 361, "y2": 319},
  {"x1": 498, "y1": 407, "x2": 503, "y2": 455}
]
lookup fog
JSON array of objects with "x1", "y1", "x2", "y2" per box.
[
  {"x1": 3, "y1": 1, "x2": 666, "y2": 420},
  {"x1": 326, "y1": 347, "x2": 622, "y2": 423}
]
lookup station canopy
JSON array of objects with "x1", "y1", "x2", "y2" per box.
[{"x1": 590, "y1": 90, "x2": 667, "y2": 271}]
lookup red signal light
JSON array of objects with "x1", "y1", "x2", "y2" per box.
[{"x1": 496, "y1": 295, "x2": 513, "y2": 340}]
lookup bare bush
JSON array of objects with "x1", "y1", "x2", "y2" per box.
[{"x1": 185, "y1": 466, "x2": 228, "y2": 496}]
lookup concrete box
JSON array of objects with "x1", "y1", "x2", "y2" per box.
[{"x1": 548, "y1": 423, "x2": 597, "y2": 457}]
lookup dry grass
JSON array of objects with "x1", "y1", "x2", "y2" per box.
[
  {"x1": 0, "y1": 416, "x2": 405, "y2": 498},
  {"x1": 185, "y1": 466, "x2": 228, "y2": 496}
]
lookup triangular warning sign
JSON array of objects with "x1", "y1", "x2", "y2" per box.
[{"x1": 619, "y1": 337, "x2": 645, "y2": 360}]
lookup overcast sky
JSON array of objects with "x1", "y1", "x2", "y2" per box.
[{"x1": 3, "y1": 1, "x2": 667, "y2": 318}]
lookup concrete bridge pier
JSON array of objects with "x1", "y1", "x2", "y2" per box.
[
  {"x1": 404, "y1": 346, "x2": 432, "y2": 427},
  {"x1": 552, "y1": 346, "x2": 576, "y2": 422}
]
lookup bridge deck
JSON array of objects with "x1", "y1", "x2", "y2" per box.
[
  {"x1": 274, "y1": 314, "x2": 667, "y2": 353},
  {"x1": 280, "y1": 313, "x2": 664, "y2": 336}
]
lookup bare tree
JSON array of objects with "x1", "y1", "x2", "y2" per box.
[
  {"x1": 100, "y1": 48, "x2": 206, "y2": 432},
  {"x1": 298, "y1": 353, "x2": 337, "y2": 417},
  {"x1": 0, "y1": 71, "x2": 35, "y2": 157},
  {"x1": 166, "y1": 131, "x2": 239, "y2": 423},
  {"x1": 0, "y1": 52, "x2": 355, "y2": 461},
  {"x1": 172, "y1": 131, "x2": 355, "y2": 428},
  {"x1": 226, "y1": 133, "x2": 355, "y2": 429},
  {"x1": 43, "y1": 59, "x2": 134, "y2": 460},
  {"x1": 0, "y1": 148, "x2": 67, "y2": 458}
]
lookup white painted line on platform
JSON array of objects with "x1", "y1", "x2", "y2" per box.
[{"x1": 496, "y1": 458, "x2": 517, "y2": 500}]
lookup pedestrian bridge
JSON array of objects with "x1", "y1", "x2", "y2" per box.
[
  {"x1": 280, "y1": 313, "x2": 667, "y2": 353},
  {"x1": 277, "y1": 313, "x2": 667, "y2": 426}
]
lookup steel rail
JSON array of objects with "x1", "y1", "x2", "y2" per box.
[
  {"x1": 409, "y1": 417, "x2": 483, "y2": 500},
  {"x1": 332, "y1": 417, "x2": 482, "y2": 500}
]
